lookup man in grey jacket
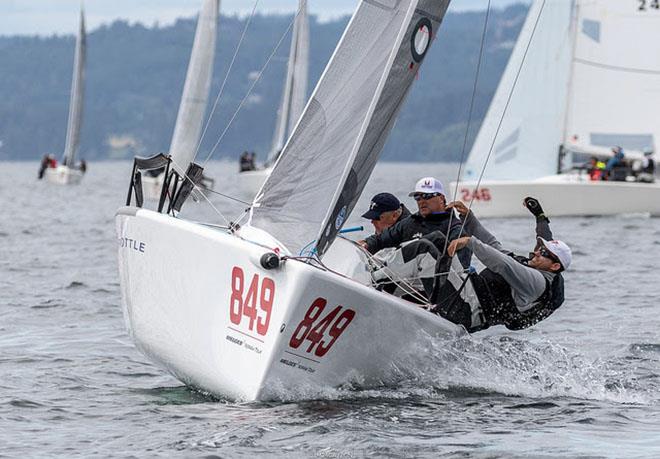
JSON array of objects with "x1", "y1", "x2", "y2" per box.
[{"x1": 430, "y1": 198, "x2": 571, "y2": 332}]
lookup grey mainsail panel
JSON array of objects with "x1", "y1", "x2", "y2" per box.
[
  {"x1": 269, "y1": 0, "x2": 310, "y2": 162},
  {"x1": 169, "y1": 0, "x2": 219, "y2": 175},
  {"x1": 62, "y1": 9, "x2": 86, "y2": 167},
  {"x1": 251, "y1": 0, "x2": 450, "y2": 256}
]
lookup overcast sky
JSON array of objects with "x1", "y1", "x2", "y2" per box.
[{"x1": 0, "y1": 0, "x2": 528, "y2": 36}]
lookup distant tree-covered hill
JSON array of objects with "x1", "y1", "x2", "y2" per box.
[{"x1": 0, "y1": 5, "x2": 528, "y2": 162}]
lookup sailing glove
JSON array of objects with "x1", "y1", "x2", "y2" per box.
[{"x1": 523, "y1": 197, "x2": 549, "y2": 222}]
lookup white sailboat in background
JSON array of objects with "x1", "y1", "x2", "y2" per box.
[
  {"x1": 142, "y1": 0, "x2": 219, "y2": 200},
  {"x1": 117, "y1": 0, "x2": 457, "y2": 401},
  {"x1": 455, "y1": 0, "x2": 660, "y2": 217},
  {"x1": 238, "y1": 0, "x2": 309, "y2": 197},
  {"x1": 42, "y1": 9, "x2": 87, "y2": 185}
]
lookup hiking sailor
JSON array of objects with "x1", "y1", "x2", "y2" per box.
[
  {"x1": 357, "y1": 178, "x2": 470, "y2": 301},
  {"x1": 430, "y1": 197, "x2": 571, "y2": 332}
]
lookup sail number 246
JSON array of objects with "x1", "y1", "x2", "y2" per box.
[{"x1": 639, "y1": 0, "x2": 660, "y2": 10}]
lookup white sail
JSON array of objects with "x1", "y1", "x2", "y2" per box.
[
  {"x1": 269, "y1": 0, "x2": 310, "y2": 162},
  {"x1": 564, "y1": 0, "x2": 660, "y2": 152},
  {"x1": 169, "y1": 0, "x2": 219, "y2": 175},
  {"x1": 251, "y1": 0, "x2": 451, "y2": 256},
  {"x1": 62, "y1": 9, "x2": 86, "y2": 167},
  {"x1": 464, "y1": 0, "x2": 575, "y2": 181}
]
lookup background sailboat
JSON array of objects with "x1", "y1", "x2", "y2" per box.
[
  {"x1": 455, "y1": 0, "x2": 660, "y2": 217},
  {"x1": 42, "y1": 9, "x2": 86, "y2": 185},
  {"x1": 142, "y1": 0, "x2": 219, "y2": 200},
  {"x1": 238, "y1": 0, "x2": 309, "y2": 197}
]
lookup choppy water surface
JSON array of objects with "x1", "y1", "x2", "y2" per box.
[{"x1": 1, "y1": 161, "x2": 659, "y2": 458}]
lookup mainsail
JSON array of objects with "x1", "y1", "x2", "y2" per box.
[
  {"x1": 169, "y1": 0, "x2": 219, "y2": 175},
  {"x1": 464, "y1": 0, "x2": 575, "y2": 181},
  {"x1": 269, "y1": 0, "x2": 310, "y2": 163},
  {"x1": 62, "y1": 9, "x2": 86, "y2": 167},
  {"x1": 564, "y1": 0, "x2": 660, "y2": 152},
  {"x1": 251, "y1": 0, "x2": 451, "y2": 256},
  {"x1": 465, "y1": 0, "x2": 660, "y2": 182}
]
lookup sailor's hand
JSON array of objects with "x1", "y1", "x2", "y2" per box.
[
  {"x1": 447, "y1": 201, "x2": 470, "y2": 217},
  {"x1": 447, "y1": 236, "x2": 471, "y2": 257},
  {"x1": 357, "y1": 240, "x2": 369, "y2": 250},
  {"x1": 523, "y1": 197, "x2": 545, "y2": 218}
]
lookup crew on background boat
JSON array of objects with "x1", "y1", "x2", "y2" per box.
[
  {"x1": 37, "y1": 153, "x2": 57, "y2": 179},
  {"x1": 239, "y1": 151, "x2": 256, "y2": 172},
  {"x1": 431, "y1": 197, "x2": 571, "y2": 333},
  {"x1": 361, "y1": 192, "x2": 411, "y2": 235},
  {"x1": 358, "y1": 178, "x2": 471, "y2": 301},
  {"x1": 603, "y1": 146, "x2": 627, "y2": 181},
  {"x1": 635, "y1": 149, "x2": 655, "y2": 183},
  {"x1": 587, "y1": 156, "x2": 606, "y2": 181},
  {"x1": 79, "y1": 159, "x2": 87, "y2": 173}
]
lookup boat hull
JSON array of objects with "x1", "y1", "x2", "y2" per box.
[
  {"x1": 116, "y1": 207, "x2": 460, "y2": 401},
  {"x1": 43, "y1": 165, "x2": 83, "y2": 185},
  {"x1": 238, "y1": 167, "x2": 271, "y2": 198},
  {"x1": 452, "y1": 174, "x2": 660, "y2": 218}
]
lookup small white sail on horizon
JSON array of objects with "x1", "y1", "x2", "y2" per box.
[
  {"x1": 62, "y1": 8, "x2": 86, "y2": 168},
  {"x1": 169, "y1": 0, "x2": 220, "y2": 176},
  {"x1": 269, "y1": 0, "x2": 310, "y2": 164}
]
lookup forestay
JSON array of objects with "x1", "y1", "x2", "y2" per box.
[
  {"x1": 269, "y1": 0, "x2": 309, "y2": 162},
  {"x1": 251, "y1": 0, "x2": 451, "y2": 256},
  {"x1": 464, "y1": 0, "x2": 575, "y2": 181},
  {"x1": 63, "y1": 9, "x2": 86, "y2": 167},
  {"x1": 564, "y1": 0, "x2": 660, "y2": 152},
  {"x1": 169, "y1": 0, "x2": 219, "y2": 175}
]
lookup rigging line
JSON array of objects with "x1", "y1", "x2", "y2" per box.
[
  {"x1": 202, "y1": 8, "x2": 300, "y2": 167},
  {"x1": 460, "y1": 0, "x2": 548, "y2": 235},
  {"x1": 573, "y1": 57, "x2": 660, "y2": 76},
  {"x1": 441, "y1": 0, "x2": 493, "y2": 259},
  {"x1": 204, "y1": 187, "x2": 251, "y2": 206},
  {"x1": 193, "y1": 0, "x2": 261, "y2": 161}
]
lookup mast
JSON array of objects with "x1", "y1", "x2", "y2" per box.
[{"x1": 62, "y1": 8, "x2": 86, "y2": 167}]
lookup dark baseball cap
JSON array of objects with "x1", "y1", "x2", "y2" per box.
[{"x1": 362, "y1": 193, "x2": 401, "y2": 220}]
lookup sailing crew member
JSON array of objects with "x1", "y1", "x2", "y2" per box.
[
  {"x1": 361, "y1": 192, "x2": 411, "y2": 235},
  {"x1": 358, "y1": 177, "x2": 470, "y2": 266},
  {"x1": 431, "y1": 197, "x2": 571, "y2": 333},
  {"x1": 357, "y1": 178, "x2": 470, "y2": 300},
  {"x1": 637, "y1": 149, "x2": 655, "y2": 183},
  {"x1": 603, "y1": 146, "x2": 625, "y2": 181}
]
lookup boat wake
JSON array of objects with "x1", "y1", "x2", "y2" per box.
[{"x1": 262, "y1": 333, "x2": 657, "y2": 405}]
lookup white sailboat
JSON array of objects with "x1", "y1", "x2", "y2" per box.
[
  {"x1": 117, "y1": 0, "x2": 459, "y2": 401},
  {"x1": 142, "y1": 0, "x2": 219, "y2": 200},
  {"x1": 43, "y1": 9, "x2": 86, "y2": 185},
  {"x1": 238, "y1": 0, "x2": 310, "y2": 197},
  {"x1": 454, "y1": 0, "x2": 660, "y2": 217}
]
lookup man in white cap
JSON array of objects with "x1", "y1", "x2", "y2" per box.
[
  {"x1": 359, "y1": 177, "x2": 470, "y2": 267},
  {"x1": 430, "y1": 197, "x2": 571, "y2": 332}
]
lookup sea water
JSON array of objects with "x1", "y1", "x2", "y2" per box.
[{"x1": 1, "y1": 161, "x2": 659, "y2": 458}]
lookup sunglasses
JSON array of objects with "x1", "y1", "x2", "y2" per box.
[
  {"x1": 413, "y1": 192, "x2": 441, "y2": 201},
  {"x1": 538, "y1": 246, "x2": 561, "y2": 265}
]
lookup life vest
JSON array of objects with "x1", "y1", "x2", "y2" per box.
[{"x1": 469, "y1": 268, "x2": 564, "y2": 331}]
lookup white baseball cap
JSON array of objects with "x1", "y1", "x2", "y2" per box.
[
  {"x1": 408, "y1": 177, "x2": 445, "y2": 197},
  {"x1": 537, "y1": 237, "x2": 572, "y2": 270}
]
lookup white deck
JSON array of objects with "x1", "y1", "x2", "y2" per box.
[{"x1": 43, "y1": 166, "x2": 83, "y2": 185}]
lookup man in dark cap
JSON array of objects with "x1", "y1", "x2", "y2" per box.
[{"x1": 361, "y1": 192, "x2": 411, "y2": 235}]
